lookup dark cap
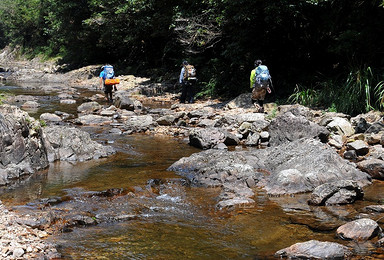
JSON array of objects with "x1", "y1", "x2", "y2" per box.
[{"x1": 255, "y1": 60, "x2": 262, "y2": 66}]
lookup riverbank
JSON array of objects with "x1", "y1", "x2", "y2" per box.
[
  {"x1": 0, "y1": 201, "x2": 59, "y2": 259},
  {"x1": 1, "y1": 48, "x2": 384, "y2": 259}
]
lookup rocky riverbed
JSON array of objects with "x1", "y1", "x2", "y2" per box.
[{"x1": 1, "y1": 47, "x2": 384, "y2": 258}]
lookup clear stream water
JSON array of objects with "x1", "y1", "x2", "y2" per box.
[{"x1": 0, "y1": 82, "x2": 383, "y2": 259}]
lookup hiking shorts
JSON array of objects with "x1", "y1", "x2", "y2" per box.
[{"x1": 252, "y1": 86, "x2": 267, "y2": 101}]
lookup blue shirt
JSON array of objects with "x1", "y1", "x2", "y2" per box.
[
  {"x1": 99, "y1": 71, "x2": 106, "y2": 80},
  {"x1": 179, "y1": 67, "x2": 185, "y2": 84}
]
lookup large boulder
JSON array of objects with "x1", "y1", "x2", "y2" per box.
[
  {"x1": 42, "y1": 125, "x2": 115, "y2": 162},
  {"x1": 0, "y1": 105, "x2": 49, "y2": 185},
  {"x1": 169, "y1": 138, "x2": 371, "y2": 196},
  {"x1": 268, "y1": 112, "x2": 329, "y2": 146}
]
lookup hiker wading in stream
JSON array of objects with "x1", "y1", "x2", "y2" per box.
[{"x1": 250, "y1": 59, "x2": 272, "y2": 113}]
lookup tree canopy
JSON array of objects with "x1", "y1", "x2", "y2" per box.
[{"x1": 1, "y1": 0, "x2": 384, "y2": 114}]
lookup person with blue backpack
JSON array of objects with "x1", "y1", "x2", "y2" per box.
[
  {"x1": 179, "y1": 60, "x2": 197, "y2": 103},
  {"x1": 250, "y1": 59, "x2": 272, "y2": 113},
  {"x1": 99, "y1": 64, "x2": 117, "y2": 103}
]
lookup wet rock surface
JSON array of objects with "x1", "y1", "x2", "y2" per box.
[
  {"x1": 308, "y1": 180, "x2": 364, "y2": 206},
  {"x1": 275, "y1": 240, "x2": 352, "y2": 259},
  {"x1": 336, "y1": 218, "x2": 382, "y2": 241},
  {"x1": 169, "y1": 138, "x2": 371, "y2": 204}
]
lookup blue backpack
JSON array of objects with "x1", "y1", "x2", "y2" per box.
[
  {"x1": 103, "y1": 65, "x2": 114, "y2": 79},
  {"x1": 255, "y1": 65, "x2": 271, "y2": 83}
]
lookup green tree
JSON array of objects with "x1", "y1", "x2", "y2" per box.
[{"x1": 0, "y1": 0, "x2": 45, "y2": 51}]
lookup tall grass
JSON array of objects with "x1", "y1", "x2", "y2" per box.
[
  {"x1": 288, "y1": 85, "x2": 318, "y2": 106},
  {"x1": 374, "y1": 79, "x2": 384, "y2": 109},
  {"x1": 289, "y1": 67, "x2": 384, "y2": 115}
]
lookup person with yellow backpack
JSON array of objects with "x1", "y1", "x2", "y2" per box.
[
  {"x1": 179, "y1": 60, "x2": 197, "y2": 103},
  {"x1": 250, "y1": 59, "x2": 272, "y2": 113}
]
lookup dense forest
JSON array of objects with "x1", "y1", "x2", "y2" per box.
[{"x1": 0, "y1": 0, "x2": 384, "y2": 115}]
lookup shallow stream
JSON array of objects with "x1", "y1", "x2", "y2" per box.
[{"x1": 0, "y1": 82, "x2": 384, "y2": 259}]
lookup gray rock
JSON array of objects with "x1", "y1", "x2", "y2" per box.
[
  {"x1": 189, "y1": 128, "x2": 239, "y2": 149},
  {"x1": 364, "y1": 205, "x2": 384, "y2": 213},
  {"x1": 259, "y1": 131, "x2": 270, "y2": 142},
  {"x1": 268, "y1": 112, "x2": 329, "y2": 146},
  {"x1": 308, "y1": 180, "x2": 364, "y2": 205},
  {"x1": 43, "y1": 125, "x2": 115, "y2": 162},
  {"x1": 0, "y1": 105, "x2": 48, "y2": 186},
  {"x1": 354, "y1": 117, "x2": 371, "y2": 133},
  {"x1": 13, "y1": 95, "x2": 37, "y2": 103},
  {"x1": 40, "y1": 113, "x2": 62, "y2": 122},
  {"x1": 326, "y1": 117, "x2": 355, "y2": 136},
  {"x1": 260, "y1": 139, "x2": 371, "y2": 195},
  {"x1": 169, "y1": 138, "x2": 371, "y2": 196},
  {"x1": 76, "y1": 114, "x2": 112, "y2": 125},
  {"x1": 275, "y1": 240, "x2": 351, "y2": 259},
  {"x1": 100, "y1": 110, "x2": 116, "y2": 116},
  {"x1": 60, "y1": 99, "x2": 76, "y2": 104},
  {"x1": 216, "y1": 183, "x2": 255, "y2": 209},
  {"x1": 346, "y1": 140, "x2": 369, "y2": 156},
  {"x1": 225, "y1": 93, "x2": 253, "y2": 109},
  {"x1": 237, "y1": 113, "x2": 266, "y2": 124},
  {"x1": 114, "y1": 93, "x2": 143, "y2": 111},
  {"x1": 156, "y1": 115, "x2": 176, "y2": 126},
  {"x1": 12, "y1": 247, "x2": 25, "y2": 258},
  {"x1": 245, "y1": 132, "x2": 260, "y2": 146},
  {"x1": 357, "y1": 158, "x2": 384, "y2": 179},
  {"x1": 77, "y1": 101, "x2": 102, "y2": 113},
  {"x1": 21, "y1": 100, "x2": 40, "y2": 109},
  {"x1": 214, "y1": 142, "x2": 228, "y2": 150},
  {"x1": 366, "y1": 122, "x2": 384, "y2": 134},
  {"x1": 216, "y1": 197, "x2": 255, "y2": 209},
  {"x1": 109, "y1": 128, "x2": 122, "y2": 135},
  {"x1": 197, "y1": 118, "x2": 217, "y2": 127},
  {"x1": 238, "y1": 122, "x2": 254, "y2": 136},
  {"x1": 123, "y1": 115, "x2": 157, "y2": 133},
  {"x1": 328, "y1": 134, "x2": 343, "y2": 149},
  {"x1": 336, "y1": 218, "x2": 381, "y2": 241},
  {"x1": 343, "y1": 150, "x2": 357, "y2": 160}
]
